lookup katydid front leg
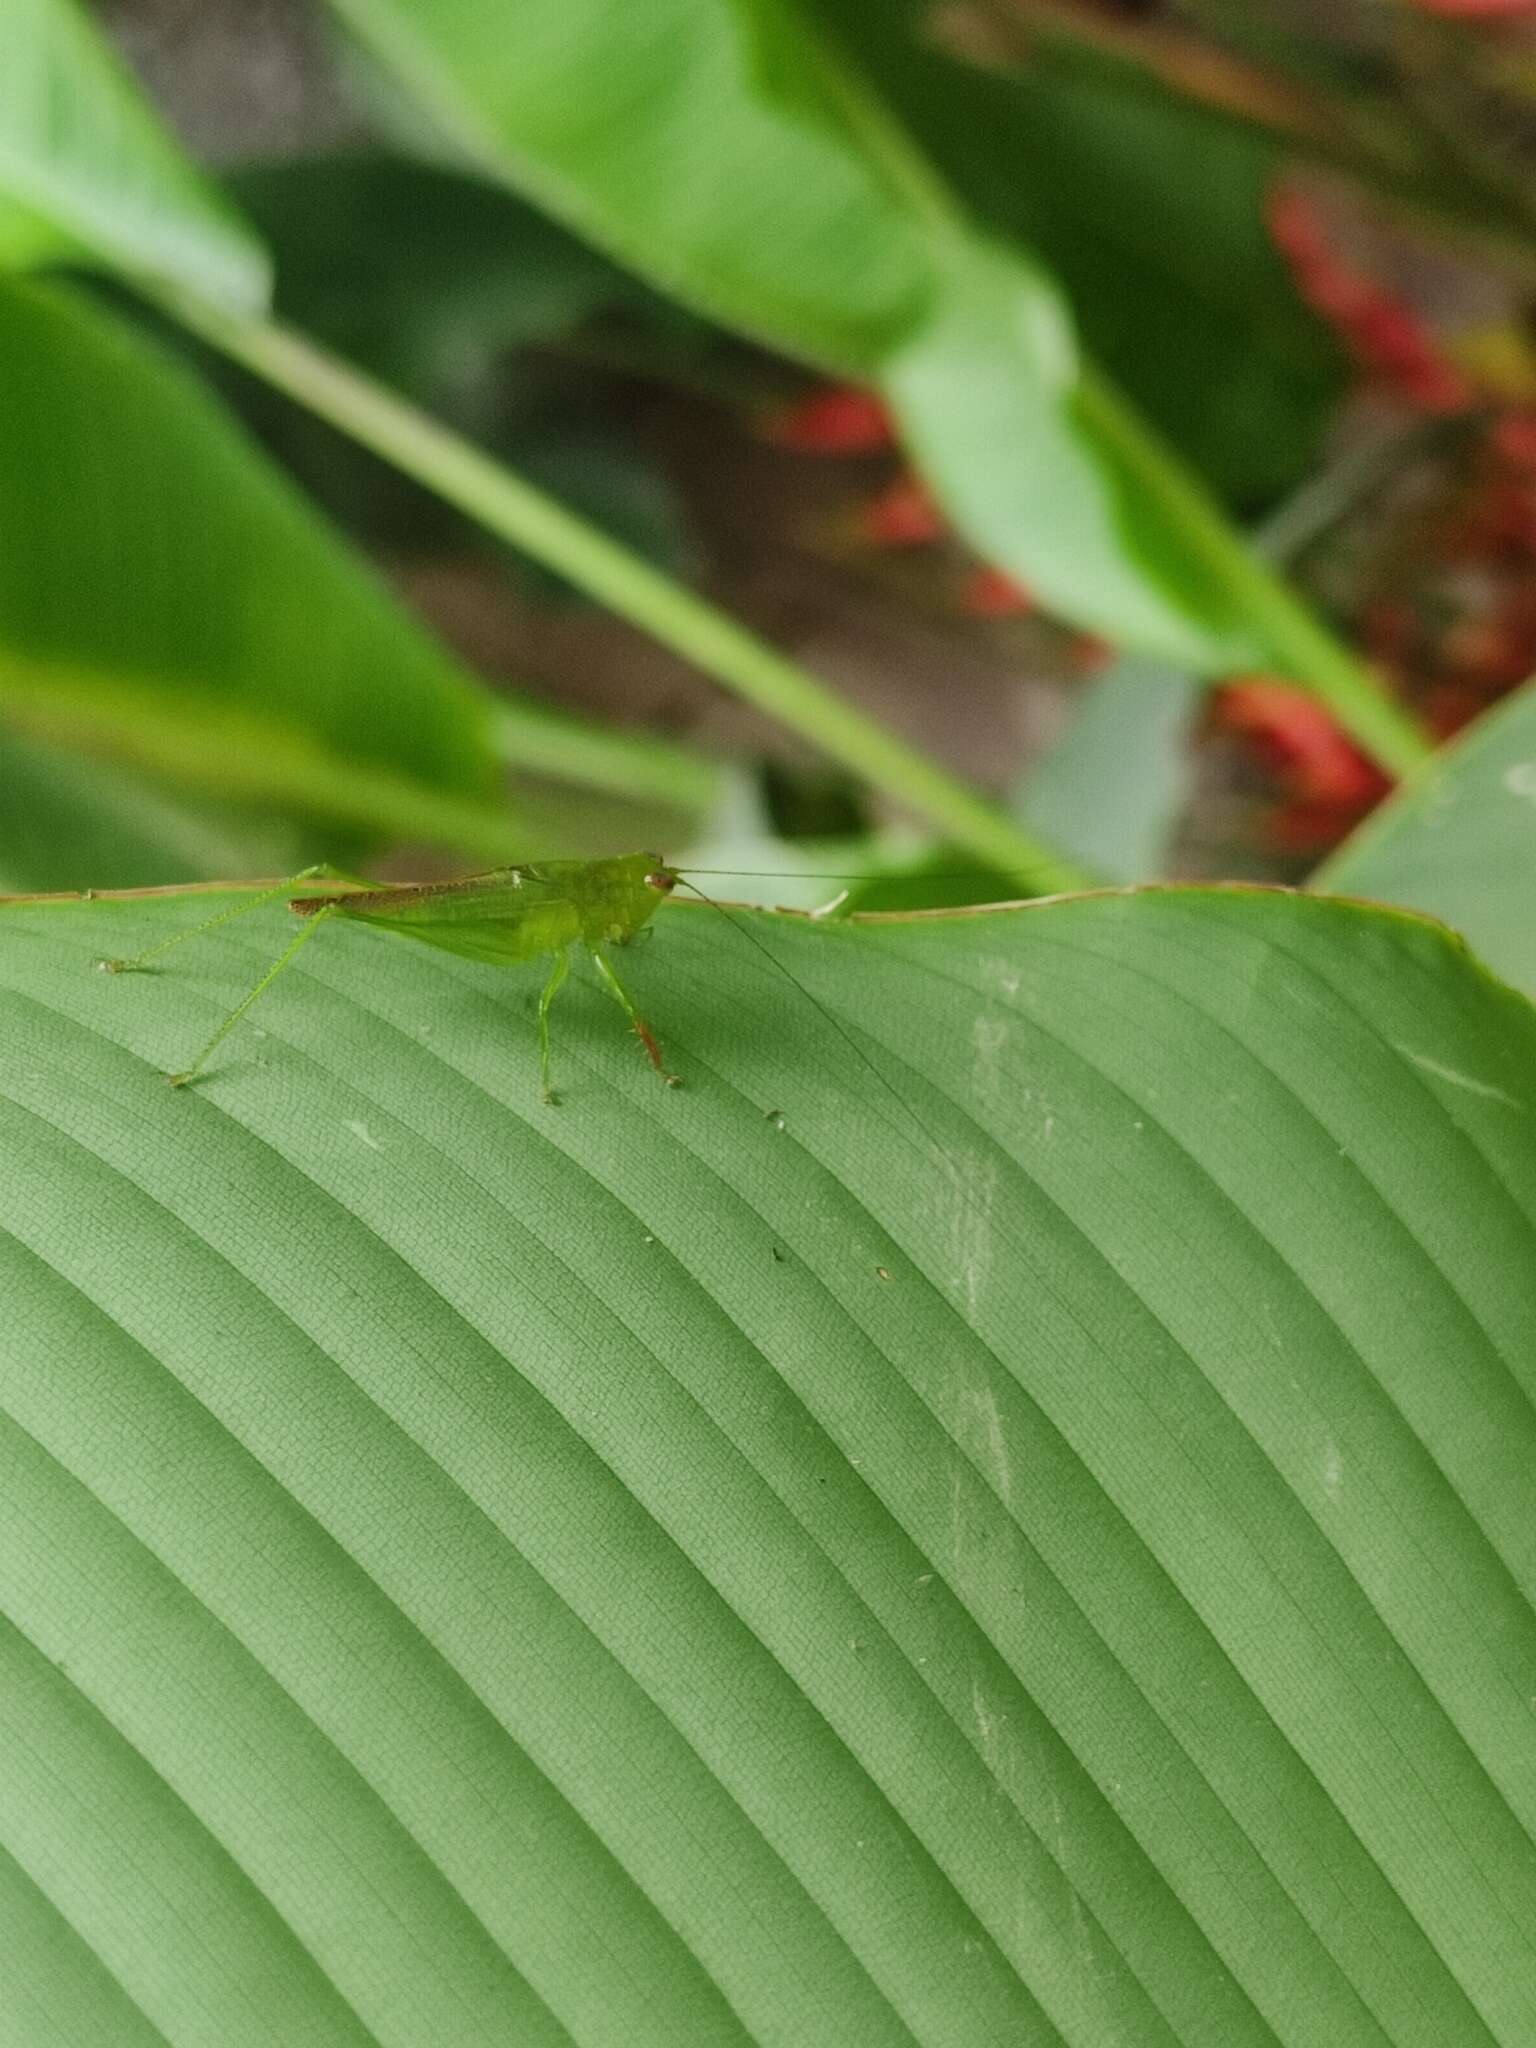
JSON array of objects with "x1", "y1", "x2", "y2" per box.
[{"x1": 588, "y1": 945, "x2": 679, "y2": 1089}]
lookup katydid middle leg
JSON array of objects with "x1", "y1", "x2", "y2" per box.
[{"x1": 537, "y1": 947, "x2": 570, "y2": 1102}]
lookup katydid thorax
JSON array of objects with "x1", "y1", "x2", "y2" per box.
[{"x1": 96, "y1": 853, "x2": 681, "y2": 1100}]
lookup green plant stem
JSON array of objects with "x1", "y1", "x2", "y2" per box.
[
  {"x1": 168, "y1": 295, "x2": 1091, "y2": 895},
  {"x1": 1077, "y1": 369, "x2": 1432, "y2": 778},
  {"x1": 490, "y1": 701, "x2": 718, "y2": 811}
]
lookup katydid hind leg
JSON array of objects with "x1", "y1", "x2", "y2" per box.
[
  {"x1": 167, "y1": 904, "x2": 340, "y2": 1088},
  {"x1": 95, "y1": 863, "x2": 354, "y2": 975},
  {"x1": 537, "y1": 947, "x2": 571, "y2": 1103},
  {"x1": 588, "y1": 945, "x2": 679, "y2": 1088}
]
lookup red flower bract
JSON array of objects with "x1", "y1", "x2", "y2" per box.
[
  {"x1": 1218, "y1": 678, "x2": 1392, "y2": 810},
  {"x1": 766, "y1": 384, "x2": 894, "y2": 455}
]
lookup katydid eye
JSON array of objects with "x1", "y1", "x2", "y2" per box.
[{"x1": 646, "y1": 870, "x2": 677, "y2": 893}]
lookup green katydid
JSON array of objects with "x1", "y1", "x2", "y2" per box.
[
  {"x1": 93, "y1": 850, "x2": 1004, "y2": 1164},
  {"x1": 96, "y1": 853, "x2": 683, "y2": 1101}
]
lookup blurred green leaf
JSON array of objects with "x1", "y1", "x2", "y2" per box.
[
  {"x1": 0, "y1": 0, "x2": 267, "y2": 306},
  {"x1": 3, "y1": 883, "x2": 1536, "y2": 2040},
  {"x1": 1014, "y1": 657, "x2": 1200, "y2": 885},
  {"x1": 226, "y1": 154, "x2": 700, "y2": 578},
  {"x1": 678, "y1": 766, "x2": 889, "y2": 909},
  {"x1": 882, "y1": 235, "x2": 1256, "y2": 663},
  {"x1": 837, "y1": 848, "x2": 1019, "y2": 912},
  {"x1": 327, "y1": 0, "x2": 933, "y2": 368},
  {"x1": 818, "y1": 10, "x2": 1345, "y2": 504},
  {"x1": 174, "y1": 303, "x2": 1086, "y2": 889},
  {"x1": 0, "y1": 274, "x2": 521, "y2": 875},
  {"x1": 227, "y1": 154, "x2": 640, "y2": 397},
  {"x1": 0, "y1": 733, "x2": 306, "y2": 893},
  {"x1": 316, "y1": 0, "x2": 1350, "y2": 679},
  {"x1": 1315, "y1": 680, "x2": 1536, "y2": 999}
]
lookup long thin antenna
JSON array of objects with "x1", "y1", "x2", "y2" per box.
[
  {"x1": 677, "y1": 868, "x2": 1020, "y2": 885},
  {"x1": 672, "y1": 878, "x2": 961, "y2": 1189}
]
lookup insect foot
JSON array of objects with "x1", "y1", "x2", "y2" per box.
[{"x1": 94, "y1": 957, "x2": 130, "y2": 974}]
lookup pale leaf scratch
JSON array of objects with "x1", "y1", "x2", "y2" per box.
[
  {"x1": 974, "y1": 1383, "x2": 1013, "y2": 1507},
  {"x1": 1393, "y1": 1046, "x2": 1522, "y2": 1109}
]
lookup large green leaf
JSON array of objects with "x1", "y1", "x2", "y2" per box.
[
  {"x1": 1, "y1": 879, "x2": 1534, "y2": 2043},
  {"x1": 318, "y1": 0, "x2": 1317, "y2": 675},
  {"x1": 1315, "y1": 680, "x2": 1536, "y2": 999},
  {"x1": 0, "y1": 0, "x2": 267, "y2": 305}
]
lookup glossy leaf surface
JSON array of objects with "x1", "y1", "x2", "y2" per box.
[{"x1": 1316, "y1": 680, "x2": 1536, "y2": 999}]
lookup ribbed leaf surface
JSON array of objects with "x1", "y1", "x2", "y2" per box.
[{"x1": 1, "y1": 884, "x2": 1533, "y2": 2045}]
